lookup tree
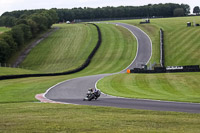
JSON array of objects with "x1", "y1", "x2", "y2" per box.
[
  {"x1": 0, "y1": 32, "x2": 17, "y2": 53},
  {"x1": 173, "y1": 8, "x2": 185, "y2": 17},
  {"x1": 11, "y1": 25, "x2": 25, "y2": 46},
  {"x1": 0, "y1": 9, "x2": 58, "y2": 63},
  {"x1": 30, "y1": 13, "x2": 48, "y2": 32},
  {"x1": 3, "y1": 16, "x2": 17, "y2": 27},
  {"x1": 193, "y1": 6, "x2": 200, "y2": 15},
  {"x1": 0, "y1": 39, "x2": 10, "y2": 63},
  {"x1": 181, "y1": 4, "x2": 190, "y2": 15},
  {"x1": 18, "y1": 24, "x2": 32, "y2": 41}
]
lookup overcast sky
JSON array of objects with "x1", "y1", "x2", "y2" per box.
[{"x1": 0, "y1": 0, "x2": 199, "y2": 16}]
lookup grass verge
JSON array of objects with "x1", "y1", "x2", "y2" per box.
[
  {"x1": 98, "y1": 72, "x2": 200, "y2": 103},
  {"x1": 0, "y1": 67, "x2": 38, "y2": 76}
]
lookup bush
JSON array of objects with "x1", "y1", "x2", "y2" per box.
[{"x1": 0, "y1": 40, "x2": 10, "y2": 63}]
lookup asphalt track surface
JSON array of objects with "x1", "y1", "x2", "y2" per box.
[{"x1": 45, "y1": 23, "x2": 200, "y2": 113}]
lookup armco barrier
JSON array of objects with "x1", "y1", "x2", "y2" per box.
[{"x1": 0, "y1": 23, "x2": 102, "y2": 80}]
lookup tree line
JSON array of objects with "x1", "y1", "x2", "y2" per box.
[
  {"x1": 0, "y1": 3, "x2": 190, "y2": 26},
  {"x1": 0, "y1": 9, "x2": 58, "y2": 63},
  {"x1": 56, "y1": 3, "x2": 190, "y2": 22}
]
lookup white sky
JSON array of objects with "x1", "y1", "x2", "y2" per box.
[{"x1": 0, "y1": 0, "x2": 199, "y2": 16}]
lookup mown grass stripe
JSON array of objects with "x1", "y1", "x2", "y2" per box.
[
  {"x1": 96, "y1": 25, "x2": 116, "y2": 73},
  {"x1": 176, "y1": 42, "x2": 200, "y2": 65},
  {"x1": 101, "y1": 26, "x2": 125, "y2": 72},
  {"x1": 125, "y1": 75, "x2": 158, "y2": 97},
  {"x1": 169, "y1": 29, "x2": 194, "y2": 55}
]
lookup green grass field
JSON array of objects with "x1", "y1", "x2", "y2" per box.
[
  {"x1": 1, "y1": 18, "x2": 200, "y2": 132},
  {"x1": 98, "y1": 72, "x2": 200, "y2": 103},
  {"x1": 1, "y1": 103, "x2": 200, "y2": 132}
]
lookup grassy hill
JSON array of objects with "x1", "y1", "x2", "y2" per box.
[
  {"x1": 20, "y1": 23, "x2": 98, "y2": 73},
  {"x1": 154, "y1": 16, "x2": 200, "y2": 66},
  {"x1": 119, "y1": 16, "x2": 200, "y2": 66}
]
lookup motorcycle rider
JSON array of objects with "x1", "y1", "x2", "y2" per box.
[{"x1": 88, "y1": 88, "x2": 101, "y2": 100}]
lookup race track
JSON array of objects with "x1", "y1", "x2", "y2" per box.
[{"x1": 44, "y1": 23, "x2": 200, "y2": 113}]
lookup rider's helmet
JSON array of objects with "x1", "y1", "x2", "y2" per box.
[{"x1": 88, "y1": 88, "x2": 93, "y2": 91}]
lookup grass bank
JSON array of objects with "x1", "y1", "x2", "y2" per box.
[
  {"x1": 20, "y1": 23, "x2": 98, "y2": 73},
  {"x1": 98, "y1": 72, "x2": 200, "y2": 103},
  {"x1": 154, "y1": 16, "x2": 200, "y2": 66},
  {"x1": 0, "y1": 103, "x2": 200, "y2": 132}
]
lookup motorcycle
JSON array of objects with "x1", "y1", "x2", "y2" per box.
[{"x1": 83, "y1": 89, "x2": 101, "y2": 101}]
